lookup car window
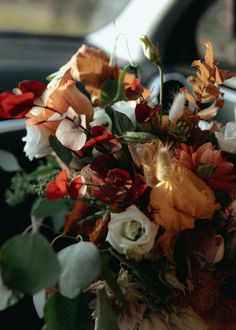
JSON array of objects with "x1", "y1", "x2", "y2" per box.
[
  {"x1": 196, "y1": 0, "x2": 236, "y2": 68},
  {"x1": 0, "y1": 0, "x2": 129, "y2": 36}
]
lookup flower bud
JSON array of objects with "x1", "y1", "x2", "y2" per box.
[
  {"x1": 196, "y1": 162, "x2": 214, "y2": 179},
  {"x1": 139, "y1": 34, "x2": 161, "y2": 65}
]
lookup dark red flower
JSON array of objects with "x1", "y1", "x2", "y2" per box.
[
  {"x1": 125, "y1": 182, "x2": 151, "y2": 208},
  {"x1": 135, "y1": 103, "x2": 162, "y2": 123},
  {"x1": 90, "y1": 154, "x2": 117, "y2": 176},
  {"x1": 80, "y1": 126, "x2": 122, "y2": 155},
  {"x1": 125, "y1": 78, "x2": 144, "y2": 100},
  {"x1": 0, "y1": 80, "x2": 46, "y2": 119},
  {"x1": 106, "y1": 168, "x2": 132, "y2": 188},
  {"x1": 92, "y1": 168, "x2": 132, "y2": 205},
  {"x1": 68, "y1": 176, "x2": 87, "y2": 200}
]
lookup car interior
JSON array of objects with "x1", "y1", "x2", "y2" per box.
[{"x1": 0, "y1": 0, "x2": 235, "y2": 327}]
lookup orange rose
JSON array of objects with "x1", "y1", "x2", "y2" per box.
[{"x1": 150, "y1": 162, "x2": 220, "y2": 232}]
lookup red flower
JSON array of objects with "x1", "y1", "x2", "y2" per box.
[
  {"x1": 68, "y1": 176, "x2": 87, "y2": 200},
  {"x1": 90, "y1": 154, "x2": 117, "y2": 176},
  {"x1": 125, "y1": 182, "x2": 151, "y2": 209},
  {"x1": 125, "y1": 78, "x2": 144, "y2": 100},
  {"x1": 46, "y1": 170, "x2": 87, "y2": 200},
  {"x1": 46, "y1": 170, "x2": 68, "y2": 200},
  {"x1": 0, "y1": 80, "x2": 46, "y2": 119},
  {"x1": 92, "y1": 168, "x2": 132, "y2": 205},
  {"x1": 175, "y1": 142, "x2": 236, "y2": 193},
  {"x1": 80, "y1": 126, "x2": 122, "y2": 155},
  {"x1": 135, "y1": 103, "x2": 162, "y2": 123}
]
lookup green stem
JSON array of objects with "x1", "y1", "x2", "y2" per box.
[{"x1": 156, "y1": 64, "x2": 163, "y2": 105}]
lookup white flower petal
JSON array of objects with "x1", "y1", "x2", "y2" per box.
[
  {"x1": 22, "y1": 125, "x2": 52, "y2": 160},
  {"x1": 106, "y1": 205, "x2": 158, "y2": 257}
]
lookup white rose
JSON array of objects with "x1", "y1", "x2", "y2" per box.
[
  {"x1": 22, "y1": 125, "x2": 53, "y2": 161},
  {"x1": 215, "y1": 121, "x2": 236, "y2": 154},
  {"x1": 113, "y1": 100, "x2": 137, "y2": 126},
  {"x1": 106, "y1": 205, "x2": 158, "y2": 258},
  {"x1": 89, "y1": 106, "x2": 112, "y2": 129}
]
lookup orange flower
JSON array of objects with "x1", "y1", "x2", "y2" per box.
[
  {"x1": 63, "y1": 200, "x2": 96, "y2": 235},
  {"x1": 60, "y1": 44, "x2": 150, "y2": 104},
  {"x1": 149, "y1": 162, "x2": 219, "y2": 232},
  {"x1": 176, "y1": 142, "x2": 236, "y2": 193},
  {"x1": 26, "y1": 70, "x2": 94, "y2": 127},
  {"x1": 187, "y1": 40, "x2": 235, "y2": 106}
]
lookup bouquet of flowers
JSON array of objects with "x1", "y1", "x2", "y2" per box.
[{"x1": 0, "y1": 36, "x2": 236, "y2": 329}]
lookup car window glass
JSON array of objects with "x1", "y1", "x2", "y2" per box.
[
  {"x1": 196, "y1": 0, "x2": 236, "y2": 67},
  {"x1": 0, "y1": 0, "x2": 129, "y2": 36}
]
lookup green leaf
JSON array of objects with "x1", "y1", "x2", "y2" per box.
[
  {"x1": 100, "y1": 80, "x2": 119, "y2": 107},
  {"x1": 95, "y1": 288, "x2": 119, "y2": 330},
  {"x1": 0, "y1": 232, "x2": 60, "y2": 295},
  {"x1": 44, "y1": 292, "x2": 92, "y2": 330},
  {"x1": 58, "y1": 242, "x2": 101, "y2": 299},
  {"x1": 0, "y1": 270, "x2": 23, "y2": 311},
  {"x1": 105, "y1": 106, "x2": 134, "y2": 135},
  {"x1": 120, "y1": 131, "x2": 157, "y2": 142},
  {"x1": 100, "y1": 251, "x2": 128, "y2": 309},
  {"x1": 33, "y1": 198, "x2": 68, "y2": 218},
  {"x1": 0, "y1": 149, "x2": 21, "y2": 172},
  {"x1": 49, "y1": 135, "x2": 72, "y2": 166}
]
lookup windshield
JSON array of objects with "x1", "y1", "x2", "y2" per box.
[{"x1": 0, "y1": 0, "x2": 129, "y2": 37}]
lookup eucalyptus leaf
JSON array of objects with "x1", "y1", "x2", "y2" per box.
[
  {"x1": 44, "y1": 292, "x2": 92, "y2": 330},
  {"x1": 0, "y1": 270, "x2": 23, "y2": 311},
  {"x1": 49, "y1": 135, "x2": 72, "y2": 166},
  {"x1": 105, "y1": 106, "x2": 134, "y2": 135},
  {"x1": 0, "y1": 149, "x2": 21, "y2": 172},
  {"x1": 100, "y1": 80, "x2": 118, "y2": 107},
  {"x1": 0, "y1": 232, "x2": 60, "y2": 295},
  {"x1": 51, "y1": 209, "x2": 69, "y2": 231},
  {"x1": 95, "y1": 288, "x2": 119, "y2": 330},
  {"x1": 58, "y1": 241, "x2": 101, "y2": 298},
  {"x1": 33, "y1": 198, "x2": 68, "y2": 218},
  {"x1": 120, "y1": 131, "x2": 157, "y2": 142}
]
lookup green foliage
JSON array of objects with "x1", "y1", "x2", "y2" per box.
[
  {"x1": 57, "y1": 241, "x2": 101, "y2": 299},
  {"x1": 100, "y1": 80, "x2": 119, "y2": 107},
  {"x1": 5, "y1": 158, "x2": 60, "y2": 206},
  {"x1": 44, "y1": 292, "x2": 92, "y2": 330},
  {"x1": 5, "y1": 172, "x2": 35, "y2": 206},
  {"x1": 169, "y1": 121, "x2": 191, "y2": 143},
  {"x1": 32, "y1": 198, "x2": 68, "y2": 218},
  {"x1": 100, "y1": 64, "x2": 141, "y2": 108},
  {"x1": 100, "y1": 250, "x2": 128, "y2": 309},
  {"x1": 49, "y1": 135, "x2": 73, "y2": 166},
  {"x1": 95, "y1": 288, "x2": 119, "y2": 330},
  {"x1": 0, "y1": 149, "x2": 21, "y2": 172},
  {"x1": 0, "y1": 232, "x2": 60, "y2": 295},
  {"x1": 0, "y1": 271, "x2": 23, "y2": 311},
  {"x1": 105, "y1": 106, "x2": 134, "y2": 135},
  {"x1": 120, "y1": 131, "x2": 158, "y2": 143}
]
